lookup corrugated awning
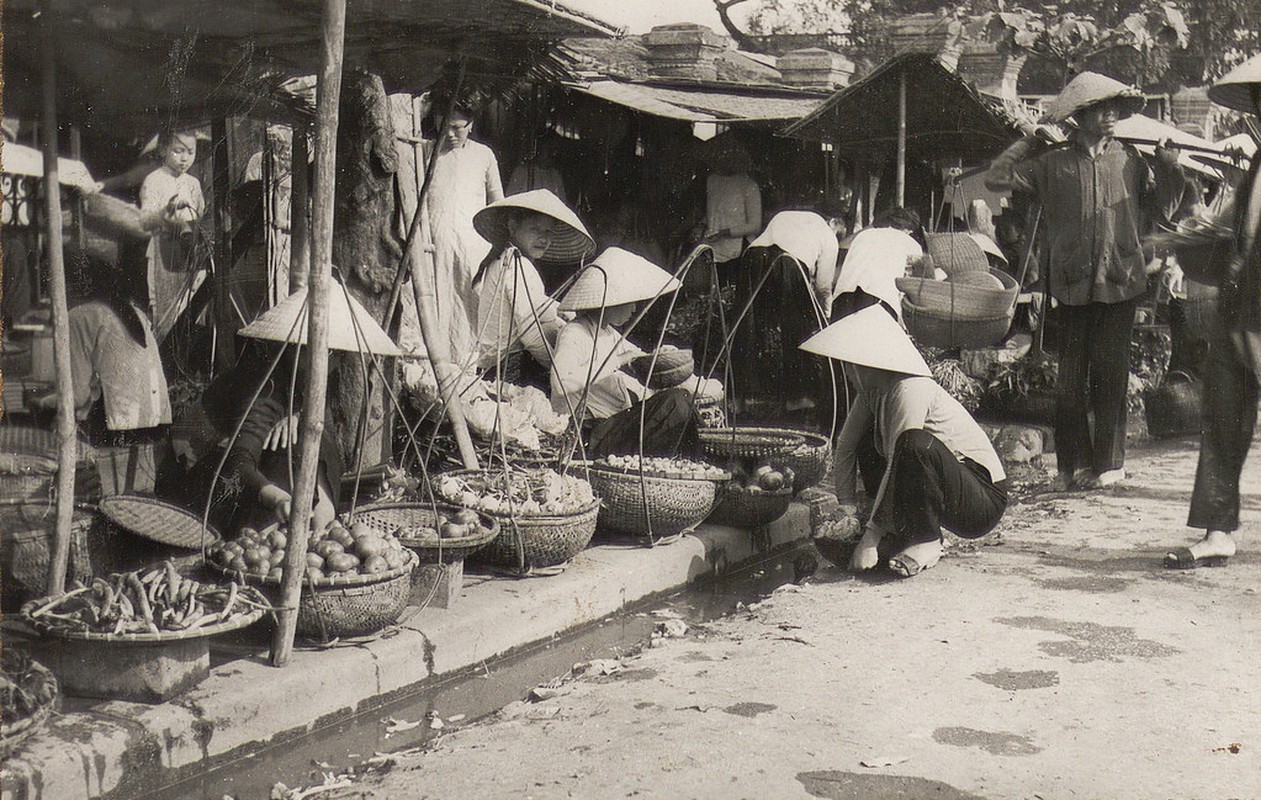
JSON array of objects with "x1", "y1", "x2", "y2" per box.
[{"x1": 568, "y1": 79, "x2": 826, "y2": 124}]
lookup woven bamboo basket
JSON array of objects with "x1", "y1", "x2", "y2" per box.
[
  {"x1": 471, "y1": 500, "x2": 600, "y2": 570},
  {"x1": 896, "y1": 268, "x2": 1019, "y2": 319},
  {"x1": 774, "y1": 431, "x2": 832, "y2": 494},
  {"x1": 707, "y1": 486, "x2": 792, "y2": 528},
  {"x1": 699, "y1": 427, "x2": 806, "y2": 462},
  {"x1": 213, "y1": 549, "x2": 418, "y2": 641},
  {"x1": 0, "y1": 453, "x2": 56, "y2": 503},
  {"x1": 901, "y1": 298, "x2": 1013, "y2": 350},
  {"x1": 344, "y1": 502, "x2": 499, "y2": 565},
  {"x1": 20, "y1": 586, "x2": 270, "y2": 644},
  {"x1": 587, "y1": 465, "x2": 723, "y2": 538},
  {"x1": 0, "y1": 501, "x2": 114, "y2": 611}
]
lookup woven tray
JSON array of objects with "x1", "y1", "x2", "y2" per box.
[
  {"x1": 587, "y1": 465, "x2": 721, "y2": 538},
  {"x1": 20, "y1": 586, "x2": 269, "y2": 644},
  {"x1": 99, "y1": 495, "x2": 221, "y2": 550},
  {"x1": 344, "y1": 503, "x2": 499, "y2": 564},
  {"x1": 699, "y1": 427, "x2": 806, "y2": 461}
]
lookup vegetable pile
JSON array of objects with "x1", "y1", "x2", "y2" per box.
[
  {"x1": 1, "y1": 648, "x2": 57, "y2": 729},
  {"x1": 23, "y1": 562, "x2": 267, "y2": 635},
  {"x1": 435, "y1": 468, "x2": 596, "y2": 516},
  {"x1": 209, "y1": 520, "x2": 411, "y2": 582},
  {"x1": 595, "y1": 454, "x2": 729, "y2": 480}
]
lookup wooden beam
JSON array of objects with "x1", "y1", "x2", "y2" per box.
[
  {"x1": 896, "y1": 69, "x2": 907, "y2": 209},
  {"x1": 39, "y1": 0, "x2": 79, "y2": 597},
  {"x1": 271, "y1": 0, "x2": 347, "y2": 668}
]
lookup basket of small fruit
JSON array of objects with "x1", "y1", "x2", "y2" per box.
[
  {"x1": 811, "y1": 513, "x2": 864, "y2": 569},
  {"x1": 707, "y1": 464, "x2": 794, "y2": 527},
  {"x1": 21, "y1": 561, "x2": 270, "y2": 642},
  {"x1": 207, "y1": 520, "x2": 418, "y2": 640},
  {"x1": 0, "y1": 648, "x2": 58, "y2": 759},
  {"x1": 434, "y1": 468, "x2": 600, "y2": 570},
  {"x1": 586, "y1": 455, "x2": 730, "y2": 538},
  {"x1": 344, "y1": 502, "x2": 499, "y2": 565},
  {"x1": 699, "y1": 427, "x2": 805, "y2": 462},
  {"x1": 776, "y1": 431, "x2": 832, "y2": 493}
]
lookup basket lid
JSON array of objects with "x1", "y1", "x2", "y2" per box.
[{"x1": 99, "y1": 495, "x2": 221, "y2": 549}]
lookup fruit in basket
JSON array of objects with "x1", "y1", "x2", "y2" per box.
[
  {"x1": 354, "y1": 535, "x2": 387, "y2": 560},
  {"x1": 453, "y1": 509, "x2": 480, "y2": 527},
  {"x1": 435, "y1": 468, "x2": 596, "y2": 517},
  {"x1": 363, "y1": 555, "x2": 389, "y2": 574},
  {"x1": 326, "y1": 553, "x2": 361, "y2": 573},
  {"x1": 759, "y1": 470, "x2": 785, "y2": 491},
  {"x1": 600, "y1": 454, "x2": 728, "y2": 479},
  {"x1": 440, "y1": 521, "x2": 469, "y2": 539}
]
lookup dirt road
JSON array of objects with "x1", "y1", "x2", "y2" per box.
[{"x1": 321, "y1": 437, "x2": 1261, "y2": 800}]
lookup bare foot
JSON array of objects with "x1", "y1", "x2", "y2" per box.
[{"x1": 1095, "y1": 468, "x2": 1126, "y2": 487}]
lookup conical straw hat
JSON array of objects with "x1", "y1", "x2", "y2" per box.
[
  {"x1": 473, "y1": 189, "x2": 596, "y2": 266},
  {"x1": 559, "y1": 247, "x2": 682, "y2": 312},
  {"x1": 1043, "y1": 71, "x2": 1145, "y2": 122},
  {"x1": 239, "y1": 276, "x2": 402, "y2": 357},
  {"x1": 1208, "y1": 53, "x2": 1261, "y2": 113},
  {"x1": 799, "y1": 304, "x2": 931, "y2": 377}
]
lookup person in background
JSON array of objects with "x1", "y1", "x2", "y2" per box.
[
  {"x1": 807, "y1": 305, "x2": 1008, "y2": 577},
  {"x1": 470, "y1": 189, "x2": 596, "y2": 388},
  {"x1": 551, "y1": 248, "x2": 721, "y2": 459},
  {"x1": 422, "y1": 99, "x2": 504, "y2": 367},
  {"x1": 506, "y1": 133, "x2": 568, "y2": 202},
  {"x1": 1165, "y1": 54, "x2": 1261, "y2": 569},
  {"x1": 701, "y1": 135, "x2": 762, "y2": 272},
  {"x1": 829, "y1": 207, "x2": 926, "y2": 323},
  {"x1": 139, "y1": 128, "x2": 206, "y2": 342},
  {"x1": 987, "y1": 72, "x2": 1189, "y2": 492},
  {"x1": 38, "y1": 243, "x2": 171, "y2": 497},
  {"x1": 734, "y1": 208, "x2": 840, "y2": 416}
]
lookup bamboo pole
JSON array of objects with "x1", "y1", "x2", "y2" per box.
[
  {"x1": 896, "y1": 69, "x2": 907, "y2": 208},
  {"x1": 271, "y1": 0, "x2": 346, "y2": 667},
  {"x1": 39, "y1": 2, "x2": 78, "y2": 597},
  {"x1": 290, "y1": 127, "x2": 311, "y2": 293}
]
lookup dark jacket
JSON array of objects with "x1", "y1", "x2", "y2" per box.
[{"x1": 1220, "y1": 158, "x2": 1261, "y2": 332}]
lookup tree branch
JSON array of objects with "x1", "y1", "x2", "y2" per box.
[{"x1": 712, "y1": 0, "x2": 766, "y2": 54}]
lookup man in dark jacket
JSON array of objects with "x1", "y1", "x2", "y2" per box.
[
  {"x1": 988, "y1": 72, "x2": 1190, "y2": 492},
  {"x1": 1166, "y1": 53, "x2": 1261, "y2": 569}
]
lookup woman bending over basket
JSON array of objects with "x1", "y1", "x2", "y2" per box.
[
  {"x1": 551, "y1": 248, "x2": 723, "y2": 459},
  {"x1": 805, "y1": 306, "x2": 1008, "y2": 577}
]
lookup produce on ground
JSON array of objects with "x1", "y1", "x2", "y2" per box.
[
  {"x1": 209, "y1": 520, "x2": 410, "y2": 582},
  {"x1": 596, "y1": 454, "x2": 729, "y2": 480},
  {"x1": 1, "y1": 648, "x2": 57, "y2": 729},
  {"x1": 435, "y1": 468, "x2": 596, "y2": 516},
  {"x1": 23, "y1": 562, "x2": 268, "y2": 635}
]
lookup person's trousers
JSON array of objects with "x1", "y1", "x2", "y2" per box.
[
  {"x1": 875, "y1": 429, "x2": 1008, "y2": 548},
  {"x1": 1053, "y1": 297, "x2": 1139, "y2": 475},
  {"x1": 91, "y1": 442, "x2": 157, "y2": 497},
  {"x1": 587, "y1": 388, "x2": 701, "y2": 460},
  {"x1": 1187, "y1": 326, "x2": 1261, "y2": 532}
]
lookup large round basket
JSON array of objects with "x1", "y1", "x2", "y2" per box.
[
  {"x1": 0, "y1": 657, "x2": 57, "y2": 760},
  {"x1": 470, "y1": 501, "x2": 600, "y2": 570},
  {"x1": 901, "y1": 298, "x2": 1013, "y2": 350},
  {"x1": 699, "y1": 427, "x2": 805, "y2": 462},
  {"x1": 20, "y1": 586, "x2": 270, "y2": 643},
  {"x1": 587, "y1": 465, "x2": 723, "y2": 538},
  {"x1": 774, "y1": 431, "x2": 832, "y2": 493},
  {"x1": 896, "y1": 268, "x2": 1019, "y2": 320},
  {"x1": 211, "y1": 550, "x2": 418, "y2": 641},
  {"x1": 707, "y1": 486, "x2": 791, "y2": 528},
  {"x1": 343, "y1": 502, "x2": 499, "y2": 564},
  {"x1": 812, "y1": 516, "x2": 864, "y2": 569}
]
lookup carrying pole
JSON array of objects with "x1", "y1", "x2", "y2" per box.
[
  {"x1": 39, "y1": 1, "x2": 79, "y2": 597},
  {"x1": 896, "y1": 69, "x2": 907, "y2": 208},
  {"x1": 271, "y1": 0, "x2": 346, "y2": 667}
]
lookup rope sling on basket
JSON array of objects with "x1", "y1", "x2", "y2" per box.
[{"x1": 896, "y1": 225, "x2": 1034, "y2": 350}]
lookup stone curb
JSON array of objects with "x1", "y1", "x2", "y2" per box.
[{"x1": 0, "y1": 504, "x2": 813, "y2": 800}]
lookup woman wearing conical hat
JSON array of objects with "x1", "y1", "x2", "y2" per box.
[
  {"x1": 551, "y1": 248, "x2": 722, "y2": 458},
  {"x1": 987, "y1": 71, "x2": 1191, "y2": 493},
  {"x1": 470, "y1": 189, "x2": 595, "y2": 387},
  {"x1": 803, "y1": 306, "x2": 1008, "y2": 577},
  {"x1": 1166, "y1": 53, "x2": 1261, "y2": 570}
]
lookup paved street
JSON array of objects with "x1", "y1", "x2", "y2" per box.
[{"x1": 322, "y1": 436, "x2": 1261, "y2": 799}]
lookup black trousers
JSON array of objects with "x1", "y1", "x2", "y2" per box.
[
  {"x1": 587, "y1": 387, "x2": 701, "y2": 460},
  {"x1": 875, "y1": 429, "x2": 1008, "y2": 548},
  {"x1": 1187, "y1": 326, "x2": 1261, "y2": 532},
  {"x1": 1053, "y1": 297, "x2": 1139, "y2": 475}
]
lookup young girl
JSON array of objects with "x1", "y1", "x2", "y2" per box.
[{"x1": 139, "y1": 129, "x2": 206, "y2": 341}]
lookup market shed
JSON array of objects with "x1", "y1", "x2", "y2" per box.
[{"x1": 564, "y1": 77, "x2": 826, "y2": 125}]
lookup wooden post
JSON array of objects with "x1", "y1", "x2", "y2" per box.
[
  {"x1": 39, "y1": 2, "x2": 78, "y2": 597},
  {"x1": 289, "y1": 126, "x2": 311, "y2": 293},
  {"x1": 896, "y1": 68, "x2": 907, "y2": 209},
  {"x1": 212, "y1": 117, "x2": 235, "y2": 367},
  {"x1": 271, "y1": 0, "x2": 346, "y2": 667}
]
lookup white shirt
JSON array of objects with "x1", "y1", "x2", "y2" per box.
[
  {"x1": 705, "y1": 173, "x2": 762, "y2": 263},
  {"x1": 747, "y1": 211, "x2": 840, "y2": 297},
  {"x1": 475, "y1": 247, "x2": 562, "y2": 369},
  {"x1": 830, "y1": 228, "x2": 923, "y2": 317},
  {"x1": 550, "y1": 316, "x2": 648, "y2": 420}
]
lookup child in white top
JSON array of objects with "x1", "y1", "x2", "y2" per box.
[{"x1": 140, "y1": 129, "x2": 206, "y2": 340}]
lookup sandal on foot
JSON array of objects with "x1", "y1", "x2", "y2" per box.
[
  {"x1": 1163, "y1": 547, "x2": 1229, "y2": 570},
  {"x1": 888, "y1": 553, "x2": 932, "y2": 578}
]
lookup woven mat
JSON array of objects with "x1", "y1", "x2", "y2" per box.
[{"x1": 98, "y1": 495, "x2": 220, "y2": 549}]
